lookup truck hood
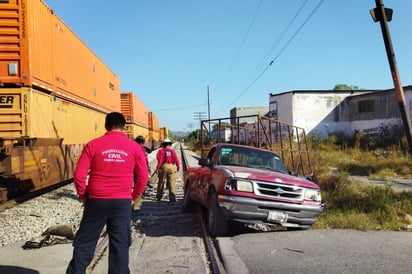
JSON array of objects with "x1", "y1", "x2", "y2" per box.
[{"x1": 222, "y1": 165, "x2": 319, "y2": 189}]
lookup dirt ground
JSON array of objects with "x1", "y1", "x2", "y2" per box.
[{"x1": 91, "y1": 154, "x2": 215, "y2": 274}]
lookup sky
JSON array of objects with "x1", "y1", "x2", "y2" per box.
[{"x1": 43, "y1": 0, "x2": 412, "y2": 132}]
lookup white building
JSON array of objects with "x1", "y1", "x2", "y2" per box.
[
  {"x1": 230, "y1": 106, "x2": 269, "y2": 125},
  {"x1": 268, "y1": 86, "x2": 412, "y2": 140}
]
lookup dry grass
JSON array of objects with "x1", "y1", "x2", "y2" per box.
[{"x1": 311, "y1": 139, "x2": 412, "y2": 231}]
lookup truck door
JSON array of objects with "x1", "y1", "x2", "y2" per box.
[{"x1": 195, "y1": 147, "x2": 216, "y2": 206}]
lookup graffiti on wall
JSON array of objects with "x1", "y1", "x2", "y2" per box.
[{"x1": 358, "y1": 122, "x2": 403, "y2": 141}]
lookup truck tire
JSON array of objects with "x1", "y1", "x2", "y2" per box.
[
  {"x1": 182, "y1": 183, "x2": 194, "y2": 213},
  {"x1": 207, "y1": 190, "x2": 228, "y2": 237}
]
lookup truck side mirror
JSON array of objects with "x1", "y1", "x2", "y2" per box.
[
  {"x1": 289, "y1": 170, "x2": 298, "y2": 176},
  {"x1": 310, "y1": 174, "x2": 319, "y2": 185},
  {"x1": 199, "y1": 158, "x2": 211, "y2": 167}
]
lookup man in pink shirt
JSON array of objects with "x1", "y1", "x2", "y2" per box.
[
  {"x1": 155, "y1": 138, "x2": 180, "y2": 202},
  {"x1": 135, "y1": 135, "x2": 150, "y2": 169},
  {"x1": 132, "y1": 135, "x2": 152, "y2": 211},
  {"x1": 67, "y1": 112, "x2": 148, "y2": 274}
]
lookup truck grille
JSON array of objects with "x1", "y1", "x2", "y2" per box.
[{"x1": 254, "y1": 181, "x2": 304, "y2": 201}]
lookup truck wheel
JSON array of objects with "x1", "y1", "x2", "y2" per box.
[
  {"x1": 207, "y1": 190, "x2": 228, "y2": 237},
  {"x1": 182, "y1": 184, "x2": 194, "y2": 213}
]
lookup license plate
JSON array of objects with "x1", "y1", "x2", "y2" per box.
[{"x1": 267, "y1": 211, "x2": 288, "y2": 224}]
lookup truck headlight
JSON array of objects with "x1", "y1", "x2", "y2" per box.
[
  {"x1": 304, "y1": 189, "x2": 321, "y2": 202},
  {"x1": 236, "y1": 180, "x2": 253, "y2": 192},
  {"x1": 224, "y1": 179, "x2": 253, "y2": 192}
]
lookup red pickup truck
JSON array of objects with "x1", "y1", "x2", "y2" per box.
[{"x1": 182, "y1": 115, "x2": 323, "y2": 236}]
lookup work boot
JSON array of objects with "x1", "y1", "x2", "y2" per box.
[{"x1": 169, "y1": 193, "x2": 176, "y2": 202}]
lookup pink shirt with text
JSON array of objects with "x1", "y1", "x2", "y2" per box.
[{"x1": 74, "y1": 131, "x2": 148, "y2": 201}]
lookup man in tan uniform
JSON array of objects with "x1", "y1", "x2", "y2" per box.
[{"x1": 155, "y1": 138, "x2": 180, "y2": 202}]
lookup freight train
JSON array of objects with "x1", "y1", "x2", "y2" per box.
[{"x1": 0, "y1": 0, "x2": 166, "y2": 202}]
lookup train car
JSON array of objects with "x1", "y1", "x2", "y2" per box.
[
  {"x1": 0, "y1": 0, "x2": 121, "y2": 202},
  {"x1": 0, "y1": 0, "x2": 168, "y2": 202},
  {"x1": 159, "y1": 127, "x2": 169, "y2": 142},
  {"x1": 0, "y1": 87, "x2": 111, "y2": 203},
  {"x1": 0, "y1": 87, "x2": 108, "y2": 144},
  {"x1": 0, "y1": 137, "x2": 81, "y2": 202},
  {"x1": 148, "y1": 112, "x2": 162, "y2": 149},
  {"x1": 0, "y1": 0, "x2": 121, "y2": 113},
  {"x1": 120, "y1": 92, "x2": 149, "y2": 140},
  {"x1": 149, "y1": 130, "x2": 161, "y2": 150},
  {"x1": 120, "y1": 92, "x2": 149, "y2": 127},
  {"x1": 124, "y1": 124, "x2": 149, "y2": 142},
  {"x1": 148, "y1": 112, "x2": 160, "y2": 134}
]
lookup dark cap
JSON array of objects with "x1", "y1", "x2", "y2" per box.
[{"x1": 135, "y1": 135, "x2": 145, "y2": 144}]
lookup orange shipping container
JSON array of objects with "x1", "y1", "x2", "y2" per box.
[
  {"x1": 149, "y1": 130, "x2": 160, "y2": 144},
  {"x1": 148, "y1": 112, "x2": 160, "y2": 133},
  {"x1": 120, "y1": 92, "x2": 149, "y2": 127},
  {"x1": 0, "y1": 0, "x2": 120, "y2": 113},
  {"x1": 159, "y1": 127, "x2": 168, "y2": 142},
  {"x1": 124, "y1": 123, "x2": 149, "y2": 141}
]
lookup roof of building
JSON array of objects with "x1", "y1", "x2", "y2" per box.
[{"x1": 268, "y1": 85, "x2": 412, "y2": 97}]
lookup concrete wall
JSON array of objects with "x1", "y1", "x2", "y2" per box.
[
  {"x1": 230, "y1": 106, "x2": 269, "y2": 125},
  {"x1": 269, "y1": 92, "x2": 292, "y2": 124},
  {"x1": 269, "y1": 90, "x2": 367, "y2": 138}
]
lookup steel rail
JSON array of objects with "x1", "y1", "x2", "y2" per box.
[
  {"x1": 0, "y1": 180, "x2": 72, "y2": 212},
  {"x1": 179, "y1": 143, "x2": 224, "y2": 274}
]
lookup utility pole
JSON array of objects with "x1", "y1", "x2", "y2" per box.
[
  {"x1": 370, "y1": 0, "x2": 412, "y2": 156},
  {"x1": 187, "y1": 123, "x2": 194, "y2": 132},
  {"x1": 194, "y1": 111, "x2": 206, "y2": 141}
]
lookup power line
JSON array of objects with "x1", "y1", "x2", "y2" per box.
[
  {"x1": 151, "y1": 103, "x2": 207, "y2": 112},
  {"x1": 222, "y1": 0, "x2": 264, "y2": 83},
  {"x1": 251, "y1": 0, "x2": 309, "y2": 79},
  {"x1": 226, "y1": 0, "x2": 326, "y2": 110},
  {"x1": 269, "y1": 0, "x2": 325, "y2": 65}
]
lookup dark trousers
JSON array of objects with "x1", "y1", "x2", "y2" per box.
[{"x1": 66, "y1": 199, "x2": 132, "y2": 274}]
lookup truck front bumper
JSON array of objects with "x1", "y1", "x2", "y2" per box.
[{"x1": 218, "y1": 195, "x2": 323, "y2": 228}]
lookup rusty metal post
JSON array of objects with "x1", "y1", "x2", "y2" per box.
[{"x1": 371, "y1": 0, "x2": 412, "y2": 155}]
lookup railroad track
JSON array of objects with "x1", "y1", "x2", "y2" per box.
[
  {"x1": 89, "y1": 143, "x2": 225, "y2": 274},
  {"x1": 0, "y1": 198, "x2": 16, "y2": 212},
  {"x1": 180, "y1": 143, "x2": 223, "y2": 274},
  {"x1": 0, "y1": 180, "x2": 72, "y2": 213}
]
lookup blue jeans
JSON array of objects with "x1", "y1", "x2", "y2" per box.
[{"x1": 66, "y1": 199, "x2": 132, "y2": 274}]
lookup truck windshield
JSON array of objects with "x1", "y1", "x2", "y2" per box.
[{"x1": 218, "y1": 146, "x2": 288, "y2": 173}]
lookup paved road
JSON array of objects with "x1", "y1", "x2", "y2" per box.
[
  {"x1": 218, "y1": 229, "x2": 412, "y2": 274},
  {"x1": 350, "y1": 175, "x2": 412, "y2": 192}
]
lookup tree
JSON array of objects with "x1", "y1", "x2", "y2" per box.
[
  {"x1": 186, "y1": 129, "x2": 200, "y2": 142},
  {"x1": 333, "y1": 84, "x2": 359, "y2": 90}
]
